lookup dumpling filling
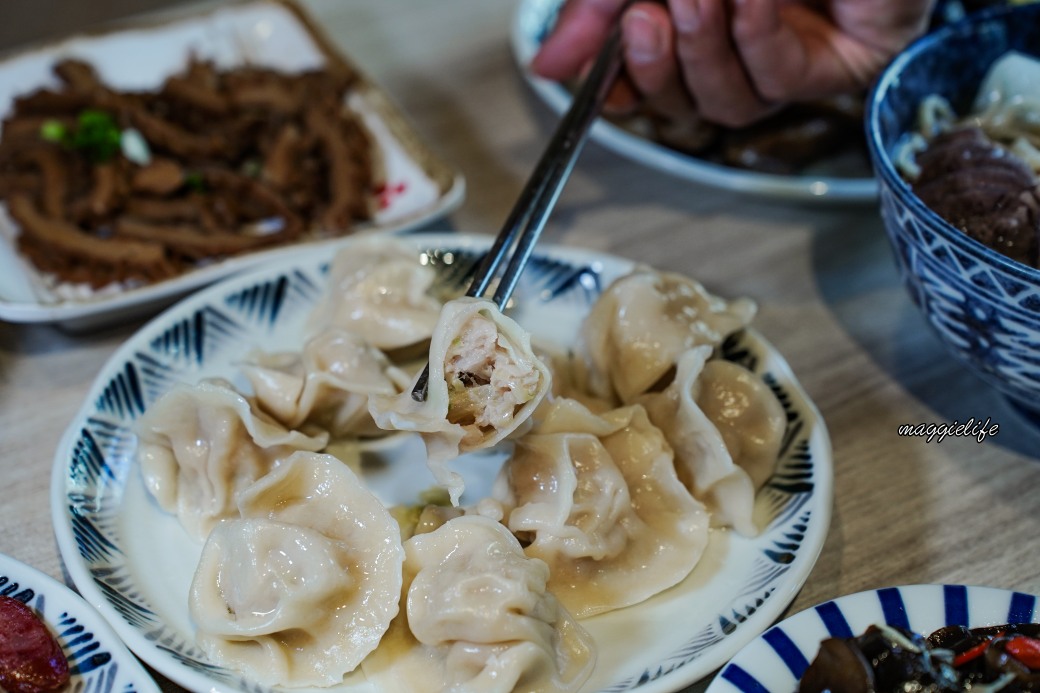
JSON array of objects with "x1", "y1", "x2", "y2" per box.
[
  {"x1": 445, "y1": 313, "x2": 542, "y2": 439},
  {"x1": 367, "y1": 297, "x2": 552, "y2": 504}
]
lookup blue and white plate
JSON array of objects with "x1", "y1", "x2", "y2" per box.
[
  {"x1": 51, "y1": 232, "x2": 833, "y2": 693},
  {"x1": 510, "y1": 0, "x2": 877, "y2": 203},
  {"x1": 708, "y1": 584, "x2": 1040, "y2": 693},
  {"x1": 0, "y1": 551, "x2": 160, "y2": 693}
]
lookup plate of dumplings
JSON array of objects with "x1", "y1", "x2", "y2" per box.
[{"x1": 51, "y1": 232, "x2": 833, "y2": 693}]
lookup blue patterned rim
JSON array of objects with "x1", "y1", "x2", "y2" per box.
[
  {"x1": 0, "y1": 553, "x2": 160, "y2": 693},
  {"x1": 866, "y1": 1, "x2": 1040, "y2": 287},
  {"x1": 710, "y1": 584, "x2": 1039, "y2": 692},
  {"x1": 52, "y1": 233, "x2": 832, "y2": 693}
]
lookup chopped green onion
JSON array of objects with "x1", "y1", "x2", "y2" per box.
[
  {"x1": 39, "y1": 119, "x2": 67, "y2": 144},
  {"x1": 39, "y1": 110, "x2": 148, "y2": 165},
  {"x1": 418, "y1": 487, "x2": 451, "y2": 506},
  {"x1": 184, "y1": 172, "x2": 207, "y2": 192},
  {"x1": 240, "y1": 159, "x2": 262, "y2": 178},
  {"x1": 71, "y1": 109, "x2": 121, "y2": 163}
]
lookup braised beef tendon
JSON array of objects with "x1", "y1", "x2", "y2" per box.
[{"x1": 0, "y1": 57, "x2": 378, "y2": 289}]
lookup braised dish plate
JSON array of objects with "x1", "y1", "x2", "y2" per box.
[
  {"x1": 706, "y1": 584, "x2": 1040, "y2": 692},
  {"x1": 0, "y1": 0, "x2": 464, "y2": 329},
  {"x1": 511, "y1": 0, "x2": 877, "y2": 202},
  {"x1": 0, "y1": 551, "x2": 161, "y2": 693},
  {"x1": 52, "y1": 232, "x2": 832, "y2": 693}
]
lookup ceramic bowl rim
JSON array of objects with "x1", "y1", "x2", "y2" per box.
[{"x1": 866, "y1": 1, "x2": 1040, "y2": 288}]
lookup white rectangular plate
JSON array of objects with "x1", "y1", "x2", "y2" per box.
[{"x1": 0, "y1": 0, "x2": 465, "y2": 330}]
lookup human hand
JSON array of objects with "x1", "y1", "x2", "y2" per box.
[{"x1": 531, "y1": 0, "x2": 936, "y2": 128}]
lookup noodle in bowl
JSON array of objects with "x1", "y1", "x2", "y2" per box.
[{"x1": 866, "y1": 1, "x2": 1040, "y2": 423}]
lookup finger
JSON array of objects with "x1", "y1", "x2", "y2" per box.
[
  {"x1": 668, "y1": 0, "x2": 775, "y2": 127},
  {"x1": 620, "y1": 3, "x2": 697, "y2": 121},
  {"x1": 730, "y1": 0, "x2": 832, "y2": 100},
  {"x1": 531, "y1": 0, "x2": 629, "y2": 81},
  {"x1": 731, "y1": 0, "x2": 928, "y2": 101}
]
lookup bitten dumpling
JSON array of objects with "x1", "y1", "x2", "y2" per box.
[
  {"x1": 361, "y1": 514, "x2": 595, "y2": 693},
  {"x1": 306, "y1": 237, "x2": 443, "y2": 351},
  {"x1": 491, "y1": 397, "x2": 710, "y2": 618},
  {"x1": 369, "y1": 296, "x2": 551, "y2": 504},
  {"x1": 579, "y1": 268, "x2": 756, "y2": 403},
  {"x1": 189, "y1": 451, "x2": 404, "y2": 688},
  {"x1": 239, "y1": 327, "x2": 412, "y2": 439},
  {"x1": 135, "y1": 379, "x2": 328, "y2": 541},
  {"x1": 639, "y1": 346, "x2": 786, "y2": 536}
]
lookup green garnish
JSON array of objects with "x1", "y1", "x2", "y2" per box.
[
  {"x1": 184, "y1": 171, "x2": 207, "y2": 192},
  {"x1": 39, "y1": 109, "x2": 122, "y2": 163},
  {"x1": 240, "y1": 159, "x2": 261, "y2": 178},
  {"x1": 71, "y1": 110, "x2": 121, "y2": 162},
  {"x1": 390, "y1": 488, "x2": 452, "y2": 540},
  {"x1": 39, "y1": 119, "x2": 66, "y2": 144},
  {"x1": 418, "y1": 487, "x2": 451, "y2": 506}
]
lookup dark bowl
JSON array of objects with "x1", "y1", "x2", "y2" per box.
[{"x1": 867, "y1": 2, "x2": 1040, "y2": 420}]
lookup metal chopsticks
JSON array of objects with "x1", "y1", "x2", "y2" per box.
[{"x1": 410, "y1": 19, "x2": 628, "y2": 402}]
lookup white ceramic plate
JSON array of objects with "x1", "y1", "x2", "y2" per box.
[
  {"x1": 0, "y1": 551, "x2": 160, "y2": 693},
  {"x1": 52, "y1": 232, "x2": 833, "y2": 693},
  {"x1": 0, "y1": 0, "x2": 464, "y2": 330},
  {"x1": 510, "y1": 0, "x2": 877, "y2": 203},
  {"x1": 706, "y1": 584, "x2": 1040, "y2": 692}
]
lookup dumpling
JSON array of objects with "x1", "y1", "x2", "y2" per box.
[
  {"x1": 239, "y1": 327, "x2": 412, "y2": 439},
  {"x1": 361, "y1": 515, "x2": 595, "y2": 693},
  {"x1": 698, "y1": 358, "x2": 786, "y2": 492},
  {"x1": 639, "y1": 346, "x2": 786, "y2": 536},
  {"x1": 579, "y1": 267, "x2": 756, "y2": 403},
  {"x1": 369, "y1": 296, "x2": 551, "y2": 504},
  {"x1": 135, "y1": 379, "x2": 328, "y2": 541},
  {"x1": 533, "y1": 341, "x2": 617, "y2": 414},
  {"x1": 307, "y1": 237, "x2": 443, "y2": 351},
  {"x1": 491, "y1": 397, "x2": 710, "y2": 618},
  {"x1": 189, "y1": 451, "x2": 404, "y2": 688}
]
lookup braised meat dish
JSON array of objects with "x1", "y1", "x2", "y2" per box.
[{"x1": 0, "y1": 57, "x2": 378, "y2": 289}]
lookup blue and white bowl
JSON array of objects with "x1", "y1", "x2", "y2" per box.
[{"x1": 866, "y1": 2, "x2": 1040, "y2": 421}]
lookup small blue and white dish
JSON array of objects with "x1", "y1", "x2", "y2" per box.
[
  {"x1": 0, "y1": 551, "x2": 160, "y2": 693},
  {"x1": 866, "y1": 2, "x2": 1040, "y2": 424},
  {"x1": 706, "y1": 584, "x2": 1040, "y2": 692}
]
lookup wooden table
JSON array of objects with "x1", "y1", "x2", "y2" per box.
[{"x1": 1, "y1": 0, "x2": 1039, "y2": 690}]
